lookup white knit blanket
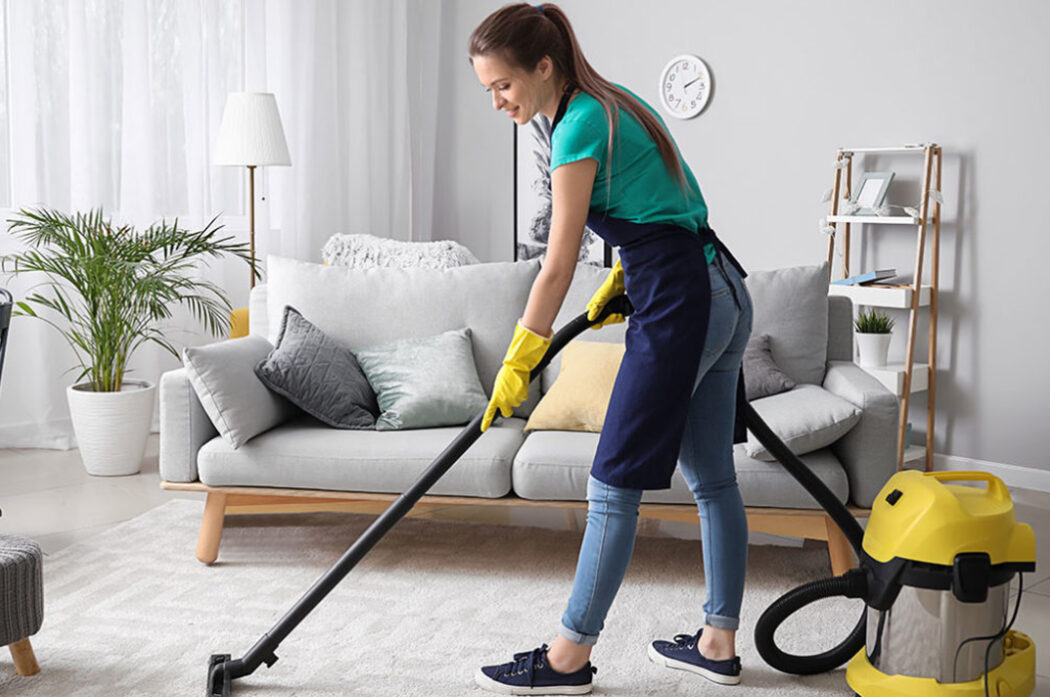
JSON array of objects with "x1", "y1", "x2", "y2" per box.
[{"x1": 321, "y1": 234, "x2": 479, "y2": 270}]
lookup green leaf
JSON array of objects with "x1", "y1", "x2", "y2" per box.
[{"x1": 5, "y1": 206, "x2": 243, "y2": 382}]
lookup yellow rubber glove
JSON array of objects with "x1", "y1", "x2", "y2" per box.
[
  {"x1": 586, "y1": 259, "x2": 626, "y2": 330},
  {"x1": 481, "y1": 320, "x2": 552, "y2": 432}
]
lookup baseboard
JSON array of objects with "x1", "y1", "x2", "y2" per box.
[{"x1": 932, "y1": 454, "x2": 1050, "y2": 493}]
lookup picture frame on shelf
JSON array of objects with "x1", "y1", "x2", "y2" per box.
[
  {"x1": 851, "y1": 171, "x2": 895, "y2": 215},
  {"x1": 513, "y1": 117, "x2": 612, "y2": 267}
]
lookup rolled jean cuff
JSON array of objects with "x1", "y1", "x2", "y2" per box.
[
  {"x1": 706, "y1": 613, "x2": 740, "y2": 631},
  {"x1": 558, "y1": 622, "x2": 599, "y2": 647}
]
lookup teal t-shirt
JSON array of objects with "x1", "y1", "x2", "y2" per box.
[{"x1": 550, "y1": 84, "x2": 715, "y2": 263}]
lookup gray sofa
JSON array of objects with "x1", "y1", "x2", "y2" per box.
[{"x1": 159, "y1": 255, "x2": 899, "y2": 572}]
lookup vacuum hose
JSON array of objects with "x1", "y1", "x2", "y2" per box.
[
  {"x1": 754, "y1": 572, "x2": 868, "y2": 674},
  {"x1": 745, "y1": 401, "x2": 871, "y2": 674}
]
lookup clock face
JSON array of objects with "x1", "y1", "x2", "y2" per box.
[{"x1": 659, "y1": 54, "x2": 711, "y2": 119}]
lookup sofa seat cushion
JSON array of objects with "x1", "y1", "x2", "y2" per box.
[
  {"x1": 745, "y1": 384, "x2": 862, "y2": 461},
  {"x1": 197, "y1": 414, "x2": 527, "y2": 498},
  {"x1": 512, "y1": 431, "x2": 848, "y2": 509}
]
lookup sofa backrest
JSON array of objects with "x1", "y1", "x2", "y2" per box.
[
  {"x1": 827, "y1": 295, "x2": 853, "y2": 363},
  {"x1": 249, "y1": 257, "x2": 840, "y2": 410},
  {"x1": 541, "y1": 261, "x2": 834, "y2": 390},
  {"x1": 744, "y1": 262, "x2": 830, "y2": 385},
  {"x1": 258, "y1": 254, "x2": 545, "y2": 416}
]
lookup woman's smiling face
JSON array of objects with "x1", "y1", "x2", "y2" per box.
[{"x1": 472, "y1": 53, "x2": 545, "y2": 125}]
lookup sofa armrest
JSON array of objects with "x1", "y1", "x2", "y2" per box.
[
  {"x1": 822, "y1": 360, "x2": 899, "y2": 508},
  {"x1": 159, "y1": 367, "x2": 217, "y2": 482}
]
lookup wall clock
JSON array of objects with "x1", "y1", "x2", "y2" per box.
[{"x1": 659, "y1": 54, "x2": 712, "y2": 119}]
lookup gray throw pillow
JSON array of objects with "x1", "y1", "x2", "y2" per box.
[
  {"x1": 743, "y1": 334, "x2": 796, "y2": 401},
  {"x1": 354, "y1": 328, "x2": 489, "y2": 431},
  {"x1": 745, "y1": 384, "x2": 862, "y2": 461},
  {"x1": 182, "y1": 335, "x2": 297, "y2": 449},
  {"x1": 254, "y1": 306, "x2": 379, "y2": 430}
]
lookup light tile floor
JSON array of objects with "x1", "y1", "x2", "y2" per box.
[{"x1": 1, "y1": 435, "x2": 1048, "y2": 690}]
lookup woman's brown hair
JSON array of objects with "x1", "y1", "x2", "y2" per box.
[{"x1": 468, "y1": 2, "x2": 691, "y2": 208}]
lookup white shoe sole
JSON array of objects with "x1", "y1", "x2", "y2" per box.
[
  {"x1": 474, "y1": 668, "x2": 593, "y2": 695},
  {"x1": 646, "y1": 643, "x2": 742, "y2": 685}
]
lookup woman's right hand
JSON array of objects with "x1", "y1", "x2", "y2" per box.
[{"x1": 586, "y1": 259, "x2": 626, "y2": 329}]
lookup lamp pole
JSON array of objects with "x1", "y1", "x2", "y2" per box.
[{"x1": 248, "y1": 165, "x2": 257, "y2": 289}]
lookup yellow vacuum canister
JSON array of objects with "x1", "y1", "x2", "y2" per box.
[{"x1": 847, "y1": 471, "x2": 1036, "y2": 697}]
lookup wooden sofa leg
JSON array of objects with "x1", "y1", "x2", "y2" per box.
[
  {"x1": 9, "y1": 638, "x2": 39, "y2": 676},
  {"x1": 825, "y1": 514, "x2": 856, "y2": 576},
  {"x1": 197, "y1": 492, "x2": 228, "y2": 564}
]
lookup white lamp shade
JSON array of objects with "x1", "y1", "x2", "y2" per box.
[{"x1": 213, "y1": 92, "x2": 291, "y2": 166}]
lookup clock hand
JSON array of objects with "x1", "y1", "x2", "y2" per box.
[{"x1": 683, "y1": 76, "x2": 703, "y2": 88}]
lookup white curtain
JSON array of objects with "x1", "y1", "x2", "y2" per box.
[
  {"x1": 259, "y1": 0, "x2": 443, "y2": 262},
  {"x1": 0, "y1": 0, "x2": 445, "y2": 448}
]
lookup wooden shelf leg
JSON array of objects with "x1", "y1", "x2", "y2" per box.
[
  {"x1": 9, "y1": 638, "x2": 40, "y2": 676},
  {"x1": 826, "y1": 152, "x2": 845, "y2": 276},
  {"x1": 926, "y1": 146, "x2": 942, "y2": 472},
  {"x1": 896, "y1": 146, "x2": 935, "y2": 469},
  {"x1": 825, "y1": 514, "x2": 856, "y2": 577},
  {"x1": 196, "y1": 492, "x2": 228, "y2": 565}
]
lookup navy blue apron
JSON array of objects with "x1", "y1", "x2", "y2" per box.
[{"x1": 550, "y1": 86, "x2": 749, "y2": 490}]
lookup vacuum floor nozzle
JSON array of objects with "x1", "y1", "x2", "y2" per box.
[{"x1": 207, "y1": 654, "x2": 232, "y2": 697}]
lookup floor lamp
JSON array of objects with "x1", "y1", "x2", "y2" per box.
[{"x1": 214, "y1": 92, "x2": 291, "y2": 291}]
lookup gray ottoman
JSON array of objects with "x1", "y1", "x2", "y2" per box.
[{"x1": 0, "y1": 535, "x2": 43, "y2": 676}]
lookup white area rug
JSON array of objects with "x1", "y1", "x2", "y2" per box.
[{"x1": 0, "y1": 500, "x2": 863, "y2": 696}]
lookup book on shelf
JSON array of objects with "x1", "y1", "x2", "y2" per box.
[{"x1": 830, "y1": 269, "x2": 897, "y2": 286}]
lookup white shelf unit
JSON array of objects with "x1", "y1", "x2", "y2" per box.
[
  {"x1": 824, "y1": 144, "x2": 942, "y2": 472},
  {"x1": 828, "y1": 284, "x2": 932, "y2": 309},
  {"x1": 839, "y1": 145, "x2": 930, "y2": 154},
  {"x1": 827, "y1": 215, "x2": 920, "y2": 225},
  {"x1": 862, "y1": 362, "x2": 929, "y2": 396}
]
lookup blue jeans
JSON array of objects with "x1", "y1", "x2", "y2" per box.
[{"x1": 559, "y1": 254, "x2": 753, "y2": 645}]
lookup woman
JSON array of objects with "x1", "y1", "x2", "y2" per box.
[{"x1": 470, "y1": 3, "x2": 753, "y2": 694}]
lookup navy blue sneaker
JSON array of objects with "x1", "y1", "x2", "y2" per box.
[
  {"x1": 475, "y1": 644, "x2": 596, "y2": 695},
  {"x1": 647, "y1": 629, "x2": 741, "y2": 685}
]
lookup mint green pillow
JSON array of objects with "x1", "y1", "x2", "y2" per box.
[{"x1": 353, "y1": 328, "x2": 489, "y2": 431}]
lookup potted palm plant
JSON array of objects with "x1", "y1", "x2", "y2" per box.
[
  {"x1": 854, "y1": 307, "x2": 895, "y2": 367},
  {"x1": 1, "y1": 208, "x2": 256, "y2": 476}
]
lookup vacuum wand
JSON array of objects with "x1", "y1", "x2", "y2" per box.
[{"x1": 206, "y1": 295, "x2": 635, "y2": 697}]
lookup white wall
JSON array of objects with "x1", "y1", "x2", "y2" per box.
[{"x1": 435, "y1": 0, "x2": 1050, "y2": 471}]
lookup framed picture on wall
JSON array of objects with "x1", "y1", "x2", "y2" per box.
[{"x1": 514, "y1": 117, "x2": 612, "y2": 267}]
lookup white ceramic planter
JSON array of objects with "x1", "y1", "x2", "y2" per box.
[
  {"x1": 856, "y1": 332, "x2": 892, "y2": 368},
  {"x1": 66, "y1": 380, "x2": 156, "y2": 476}
]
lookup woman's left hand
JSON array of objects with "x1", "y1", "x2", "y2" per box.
[{"x1": 481, "y1": 321, "x2": 552, "y2": 431}]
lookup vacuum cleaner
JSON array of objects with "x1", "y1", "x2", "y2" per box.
[
  {"x1": 205, "y1": 294, "x2": 1037, "y2": 697},
  {"x1": 753, "y1": 402, "x2": 1037, "y2": 697}
]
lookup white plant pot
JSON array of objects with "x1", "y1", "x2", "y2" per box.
[
  {"x1": 856, "y1": 332, "x2": 892, "y2": 368},
  {"x1": 66, "y1": 380, "x2": 156, "y2": 476}
]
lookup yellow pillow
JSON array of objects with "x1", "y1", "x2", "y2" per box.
[{"x1": 524, "y1": 341, "x2": 625, "y2": 433}]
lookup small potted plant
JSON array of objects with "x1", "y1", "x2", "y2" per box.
[
  {"x1": 1, "y1": 207, "x2": 256, "y2": 476},
  {"x1": 854, "y1": 307, "x2": 895, "y2": 367}
]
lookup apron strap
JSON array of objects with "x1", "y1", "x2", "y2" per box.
[{"x1": 698, "y1": 226, "x2": 747, "y2": 279}]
